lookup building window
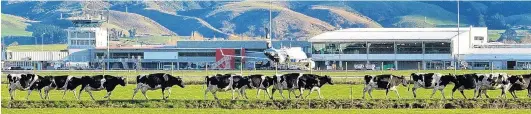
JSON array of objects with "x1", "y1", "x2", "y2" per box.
[
  {"x1": 425, "y1": 42, "x2": 451, "y2": 54},
  {"x1": 312, "y1": 43, "x2": 325, "y2": 54},
  {"x1": 474, "y1": 36, "x2": 484, "y2": 40},
  {"x1": 396, "y1": 42, "x2": 422, "y2": 54},
  {"x1": 325, "y1": 43, "x2": 340, "y2": 54},
  {"x1": 178, "y1": 52, "x2": 215, "y2": 57},
  {"x1": 341, "y1": 43, "x2": 367, "y2": 54},
  {"x1": 369, "y1": 42, "x2": 394, "y2": 54}
]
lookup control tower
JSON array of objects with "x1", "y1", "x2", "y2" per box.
[{"x1": 66, "y1": 14, "x2": 108, "y2": 62}]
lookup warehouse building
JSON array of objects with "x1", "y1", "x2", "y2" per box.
[{"x1": 309, "y1": 27, "x2": 531, "y2": 70}]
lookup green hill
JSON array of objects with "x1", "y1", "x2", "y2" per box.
[{"x1": 1, "y1": 14, "x2": 32, "y2": 37}]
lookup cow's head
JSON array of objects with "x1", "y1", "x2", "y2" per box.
[
  {"x1": 509, "y1": 75, "x2": 526, "y2": 86},
  {"x1": 319, "y1": 75, "x2": 333, "y2": 85},
  {"x1": 118, "y1": 77, "x2": 127, "y2": 86},
  {"x1": 168, "y1": 74, "x2": 185, "y2": 88},
  {"x1": 397, "y1": 76, "x2": 408, "y2": 87}
]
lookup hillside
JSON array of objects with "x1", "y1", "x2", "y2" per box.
[
  {"x1": 1, "y1": 14, "x2": 33, "y2": 37},
  {"x1": 3, "y1": 1, "x2": 531, "y2": 43},
  {"x1": 103, "y1": 10, "x2": 176, "y2": 36}
]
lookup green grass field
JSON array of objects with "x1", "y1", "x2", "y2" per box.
[
  {"x1": 3, "y1": 108, "x2": 531, "y2": 114},
  {"x1": 1, "y1": 14, "x2": 33, "y2": 37},
  {"x1": 3, "y1": 70, "x2": 531, "y2": 112},
  {"x1": 5, "y1": 44, "x2": 67, "y2": 51}
]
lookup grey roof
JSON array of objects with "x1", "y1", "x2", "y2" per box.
[{"x1": 174, "y1": 40, "x2": 310, "y2": 49}]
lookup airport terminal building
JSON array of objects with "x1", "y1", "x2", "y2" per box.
[
  {"x1": 4, "y1": 24, "x2": 531, "y2": 70},
  {"x1": 310, "y1": 27, "x2": 531, "y2": 70}
]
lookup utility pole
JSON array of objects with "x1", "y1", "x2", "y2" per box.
[
  {"x1": 455, "y1": 0, "x2": 460, "y2": 74},
  {"x1": 41, "y1": 33, "x2": 45, "y2": 51}
]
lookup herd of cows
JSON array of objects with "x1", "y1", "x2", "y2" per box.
[{"x1": 5, "y1": 72, "x2": 531, "y2": 101}]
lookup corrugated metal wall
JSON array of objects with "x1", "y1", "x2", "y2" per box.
[{"x1": 6, "y1": 51, "x2": 69, "y2": 61}]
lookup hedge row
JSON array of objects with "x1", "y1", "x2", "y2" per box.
[{"x1": 4, "y1": 99, "x2": 531, "y2": 109}]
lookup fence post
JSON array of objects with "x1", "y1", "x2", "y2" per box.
[{"x1": 350, "y1": 81, "x2": 353, "y2": 100}]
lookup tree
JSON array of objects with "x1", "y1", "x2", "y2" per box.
[
  {"x1": 487, "y1": 13, "x2": 507, "y2": 29},
  {"x1": 128, "y1": 28, "x2": 137, "y2": 38},
  {"x1": 498, "y1": 28, "x2": 517, "y2": 42},
  {"x1": 26, "y1": 23, "x2": 67, "y2": 44},
  {"x1": 8, "y1": 41, "x2": 19, "y2": 46},
  {"x1": 189, "y1": 31, "x2": 204, "y2": 40},
  {"x1": 477, "y1": 14, "x2": 486, "y2": 27},
  {"x1": 521, "y1": 33, "x2": 531, "y2": 44}
]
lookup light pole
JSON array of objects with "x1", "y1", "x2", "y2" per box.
[{"x1": 41, "y1": 33, "x2": 46, "y2": 51}]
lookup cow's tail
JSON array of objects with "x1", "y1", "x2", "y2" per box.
[
  {"x1": 205, "y1": 76, "x2": 210, "y2": 87},
  {"x1": 136, "y1": 75, "x2": 141, "y2": 84},
  {"x1": 408, "y1": 75, "x2": 412, "y2": 91}
]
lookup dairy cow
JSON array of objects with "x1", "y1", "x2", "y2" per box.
[
  {"x1": 204, "y1": 74, "x2": 249, "y2": 100},
  {"x1": 31, "y1": 75, "x2": 83, "y2": 100},
  {"x1": 409, "y1": 73, "x2": 456, "y2": 99},
  {"x1": 78, "y1": 75, "x2": 126, "y2": 100},
  {"x1": 132, "y1": 73, "x2": 185, "y2": 100},
  {"x1": 363, "y1": 74, "x2": 408, "y2": 99},
  {"x1": 246, "y1": 74, "x2": 275, "y2": 99},
  {"x1": 451, "y1": 73, "x2": 479, "y2": 99},
  {"x1": 7, "y1": 74, "x2": 40, "y2": 100}
]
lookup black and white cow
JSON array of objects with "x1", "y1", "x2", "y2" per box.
[
  {"x1": 204, "y1": 74, "x2": 250, "y2": 100},
  {"x1": 132, "y1": 73, "x2": 185, "y2": 100},
  {"x1": 271, "y1": 73, "x2": 301, "y2": 99},
  {"x1": 409, "y1": 73, "x2": 456, "y2": 99},
  {"x1": 78, "y1": 75, "x2": 127, "y2": 100},
  {"x1": 246, "y1": 74, "x2": 275, "y2": 99},
  {"x1": 506, "y1": 75, "x2": 529, "y2": 99},
  {"x1": 475, "y1": 73, "x2": 510, "y2": 98},
  {"x1": 363, "y1": 74, "x2": 408, "y2": 99},
  {"x1": 451, "y1": 73, "x2": 479, "y2": 99},
  {"x1": 301, "y1": 74, "x2": 333, "y2": 99},
  {"x1": 7, "y1": 74, "x2": 40, "y2": 100},
  {"x1": 34, "y1": 75, "x2": 84, "y2": 100},
  {"x1": 270, "y1": 73, "x2": 332, "y2": 99}
]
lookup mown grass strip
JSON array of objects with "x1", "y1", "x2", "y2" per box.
[{"x1": 3, "y1": 99, "x2": 531, "y2": 109}]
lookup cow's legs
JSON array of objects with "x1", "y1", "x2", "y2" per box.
[
  {"x1": 412, "y1": 87, "x2": 418, "y2": 98},
  {"x1": 317, "y1": 88, "x2": 323, "y2": 99},
  {"x1": 528, "y1": 89, "x2": 531, "y2": 98},
  {"x1": 72, "y1": 90, "x2": 78, "y2": 100},
  {"x1": 367, "y1": 88, "x2": 374, "y2": 99},
  {"x1": 298, "y1": 88, "x2": 305, "y2": 99},
  {"x1": 240, "y1": 87, "x2": 248, "y2": 99},
  {"x1": 103, "y1": 91, "x2": 112, "y2": 100},
  {"x1": 390, "y1": 87, "x2": 400, "y2": 99},
  {"x1": 26, "y1": 90, "x2": 32, "y2": 100},
  {"x1": 204, "y1": 88, "x2": 210, "y2": 100},
  {"x1": 9, "y1": 87, "x2": 15, "y2": 100},
  {"x1": 166, "y1": 88, "x2": 172, "y2": 99},
  {"x1": 132, "y1": 86, "x2": 140, "y2": 100},
  {"x1": 305, "y1": 87, "x2": 316, "y2": 99},
  {"x1": 362, "y1": 87, "x2": 368, "y2": 99},
  {"x1": 483, "y1": 90, "x2": 490, "y2": 98},
  {"x1": 440, "y1": 87, "x2": 446, "y2": 100},
  {"x1": 85, "y1": 89, "x2": 96, "y2": 100},
  {"x1": 430, "y1": 88, "x2": 437, "y2": 99},
  {"x1": 62, "y1": 89, "x2": 68, "y2": 99},
  {"x1": 451, "y1": 86, "x2": 458, "y2": 99},
  {"x1": 460, "y1": 90, "x2": 467, "y2": 99},
  {"x1": 141, "y1": 87, "x2": 149, "y2": 100},
  {"x1": 385, "y1": 89, "x2": 390, "y2": 99},
  {"x1": 256, "y1": 89, "x2": 261, "y2": 98},
  {"x1": 231, "y1": 89, "x2": 236, "y2": 100},
  {"x1": 212, "y1": 91, "x2": 219, "y2": 100},
  {"x1": 45, "y1": 90, "x2": 51, "y2": 100},
  {"x1": 264, "y1": 89, "x2": 273, "y2": 99},
  {"x1": 38, "y1": 90, "x2": 44, "y2": 99},
  {"x1": 162, "y1": 88, "x2": 166, "y2": 100},
  {"x1": 509, "y1": 90, "x2": 518, "y2": 99}
]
